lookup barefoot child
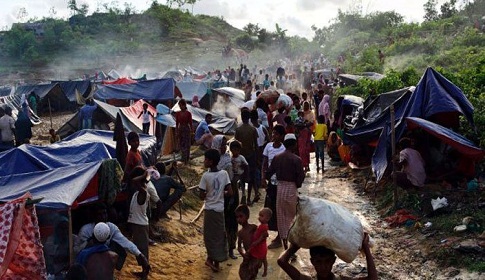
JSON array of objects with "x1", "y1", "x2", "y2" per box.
[
  {"x1": 199, "y1": 149, "x2": 233, "y2": 272},
  {"x1": 235, "y1": 204, "x2": 258, "y2": 280},
  {"x1": 248, "y1": 207, "x2": 272, "y2": 277}
]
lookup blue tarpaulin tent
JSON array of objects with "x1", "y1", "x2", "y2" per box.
[
  {"x1": 371, "y1": 67, "x2": 476, "y2": 182},
  {"x1": 406, "y1": 117, "x2": 484, "y2": 160},
  {"x1": 0, "y1": 162, "x2": 102, "y2": 209},
  {"x1": 0, "y1": 142, "x2": 111, "y2": 177},
  {"x1": 53, "y1": 80, "x2": 92, "y2": 102},
  {"x1": 94, "y1": 78, "x2": 176, "y2": 101}
]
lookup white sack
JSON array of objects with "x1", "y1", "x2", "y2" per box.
[{"x1": 288, "y1": 195, "x2": 364, "y2": 263}]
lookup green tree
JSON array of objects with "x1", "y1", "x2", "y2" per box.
[
  {"x1": 3, "y1": 25, "x2": 37, "y2": 61},
  {"x1": 243, "y1": 23, "x2": 260, "y2": 36},
  {"x1": 440, "y1": 0, "x2": 458, "y2": 19},
  {"x1": 423, "y1": 0, "x2": 439, "y2": 21}
]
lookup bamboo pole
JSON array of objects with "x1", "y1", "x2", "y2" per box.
[
  {"x1": 68, "y1": 207, "x2": 74, "y2": 266},
  {"x1": 48, "y1": 98, "x2": 53, "y2": 129},
  {"x1": 390, "y1": 105, "x2": 397, "y2": 208}
]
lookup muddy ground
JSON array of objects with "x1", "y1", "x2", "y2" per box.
[{"x1": 30, "y1": 114, "x2": 485, "y2": 280}]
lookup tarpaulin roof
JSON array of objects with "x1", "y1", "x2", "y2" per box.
[
  {"x1": 14, "y1": 83, "x2": 60, "y2": 100},
  {"x1": 0, "y1": 95, "x2": 41, "y2": 125},
  {"x1": 406, "y1": 117, "x2": 484, "y2": 160},
  {"x1": 371, "y1": 67, "x2": 476, "y2": 182},
  {"x1": 172, "y1": 101, "x2": 237, "y2": 134},
  {"x1": 0, "y1": 162, "x2": 102, "y2": 209},
  {"x1": 346, "y1": 88, "x2": 413, "y2": 144},
  {"x1": 401, "y1": 67, "x2": 475, "y2": 127},
  {"x1": 61, "y1": 129, "x2": 158, "y2": 166},
  {"x1": 52, "y1": 80, "x2": 92, "y2": 102},
  {"x1": 119, "y1": 99, "x2": 160, "y2": 133},
  {"x1": 0, "y1": 142, "x2": 111, "y2": 176},
  {"x1": 102, "y1": 77, "x2": 137, "y2": 85},
  {"x1": 107, "y1": 69, "x2": 122, "y2": 80},
  {"x1": 176, "y1": 81, "x2": 208, "y2": 102},
  {"x1": 94, "y1": 78, "x2": 175, "y2": 101},
  {"x1": 212, "y1": 87, "x2": 245, "y2": 101}
]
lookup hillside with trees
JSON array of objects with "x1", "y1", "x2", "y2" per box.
[{"x1": 0, "y1": 0, "x2": 484, "y2": 146}]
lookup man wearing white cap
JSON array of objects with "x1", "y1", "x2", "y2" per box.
[
  {"x1": 266, "y1": 133, "x2": 305, "y2": 250},
  {"x1": 76, "y1": 222, "x2": 118, "y2": 279}
]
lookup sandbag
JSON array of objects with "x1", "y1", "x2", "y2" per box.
[{"x1": 288, "y1": 195, "x2": 364, "y2": 263}]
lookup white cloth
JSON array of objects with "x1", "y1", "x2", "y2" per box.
[
  {"x1": 231, "y1": 154, "x2": 248, "y2": 176},
  {"x1": 141, "y1": 110, "x2": 150, "y2": 124},
  {"x1": 255, "y1": 125, "x2": 267, "y2": 147},
  {"x1": 78, "y1": 222, "x2": 142, "y2": 256},
  {"x1": 146, "y1": 181, "x2": 160, "y2": 209},
  {"x1": 199, "y1": 170, "x2": 231, "y2": 212},
  {"x1": 0, "y1": 115, "x2": 15, "y2": 142},
  {"x1": 263, "y1": 142, "x2": 286, "y2": 185},
  {"x1": 127, "y1": 191, "x2": 149, "y2": 226},
  {"x1": 399, "y1": 148, "x2": 426, "y2": 187}
]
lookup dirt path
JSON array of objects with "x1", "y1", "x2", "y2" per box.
[{"x1": 110, "y1": 151, "x2": 485, "y2": 280}]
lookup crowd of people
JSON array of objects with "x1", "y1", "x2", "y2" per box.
[{"x1": 11, "y1": 58, "x2": 380, "y2": 280}]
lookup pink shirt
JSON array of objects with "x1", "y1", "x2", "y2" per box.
[{"x1": 399, "y1": 148, "x2": 426, "y2": 187}]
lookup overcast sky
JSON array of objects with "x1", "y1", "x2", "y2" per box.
[{"x1": 1, "y1": 0, "x2": 449, "y2": 40}]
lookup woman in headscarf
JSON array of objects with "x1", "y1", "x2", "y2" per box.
[
  {"x1": 211, "y1": 135, "x2": 238, "y2": 259},
  {"x1": 318, "y1": 94, "x2": 331, "y2": 127},
  {"x1": 175, "y1": 99, "x2": 192, "y2": 164},
  {"x1": 15, "y1": 110, "x2": 33, "y2": 146},
  {"x1": 192, "y1": 96, "x2": 200, "y2": 108}
]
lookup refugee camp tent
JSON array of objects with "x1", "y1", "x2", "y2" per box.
[
  {"x1": 406, "y1": 117, "x2": 484, "y2": 160},
  {"x1": 339, "y1": 72, "x2": 385, "y2": 86},
  {"x1": 62, "y1": 129, "x2": 158, "y2": 168},
  {"x1": 107, "y1": 69, "x2": 122, "y2": 80},
  {"x1": 209, "y1": 87, "x2": 246, "y2": 110},
  {"x1": 176, "y1": 81, "x2": 209, "y2": 108},
  {"x1": 56, "y1": 100, "x2": 175, "y2": 156},
  {"x1": 345, "y1": 87, "x2": 414, "y2": 144},
  {"x1": 14, "y1": 83, "x2": 69, "y2": 112},
  {"x1": 336, "y1": 95, "x2": 364, "y2": 128},
  {"x1": 0, "y1": 95, "x2": 41, "y2": 125},
  {"x1": 172, "y1": 101, "x2": 237, "y2": 134},
  {"x1": 371, "y1": 67, "x2": 476, "y2": 182},
  {"x1": 94, "y1": 78, "x2": 176, "y2": 101},
  {"x1": 52, "y1": 80, "x2": 92, "y2": 102}
]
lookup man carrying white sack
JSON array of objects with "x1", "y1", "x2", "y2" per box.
[{"x1": 277, "y1": 233, "x2": 377, "y2": 280}]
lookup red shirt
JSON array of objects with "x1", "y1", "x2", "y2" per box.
[
  {"x1": 176, "y1": 111, "x2": 192, "y2": 128},
  {"x1": 124, "y1": 150, "x2": 142, "y2": 179},
  {"x1": 250, "y1": 224, "x2": 268, "y2": 260}
]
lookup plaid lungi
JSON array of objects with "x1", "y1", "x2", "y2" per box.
[{"x1": 276, "y1": 180, "x2": 298, "y2": 239}]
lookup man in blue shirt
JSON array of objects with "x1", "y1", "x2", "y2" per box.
[
  {"x1": 79, "y1": 99, "x2": 98, "y2": 130},
  {"x1": 195, "y1": 113, "x2": 213, "y2": 149}
]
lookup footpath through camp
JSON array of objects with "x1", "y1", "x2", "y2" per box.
[{"x1": 101, "y1": 151, "x2": 482, "y2": 280}]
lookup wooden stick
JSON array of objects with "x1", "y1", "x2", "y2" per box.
[
  {"x1": 390, "y1": 105, "x2": 397, "y2": 208},
  {"x1": 191, "y1": 203, "x2": 205, "y2": 223}
]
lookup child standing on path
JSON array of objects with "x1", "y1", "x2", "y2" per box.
[
  {"x1": 138, "y1": 103, "x2": 154, "y2": 135},
  {"x1": 127, "y1": 166, "x2": 151, "y2": 279},
  {"x1": 314, "y1": 115, "x2": 328, "y2": 172},
  {"x1": 248, "y1": 208, "x2": 272, "y2": 277},
  {"x1": 199, "y1": 149, "x2": 233, "y2": 272},
  {"x1": 230, "y1": 140, "x2": 249, "y2": 205},
  {"x1": 236, "y1": 205, "x2": 259, "y2": 280}
]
